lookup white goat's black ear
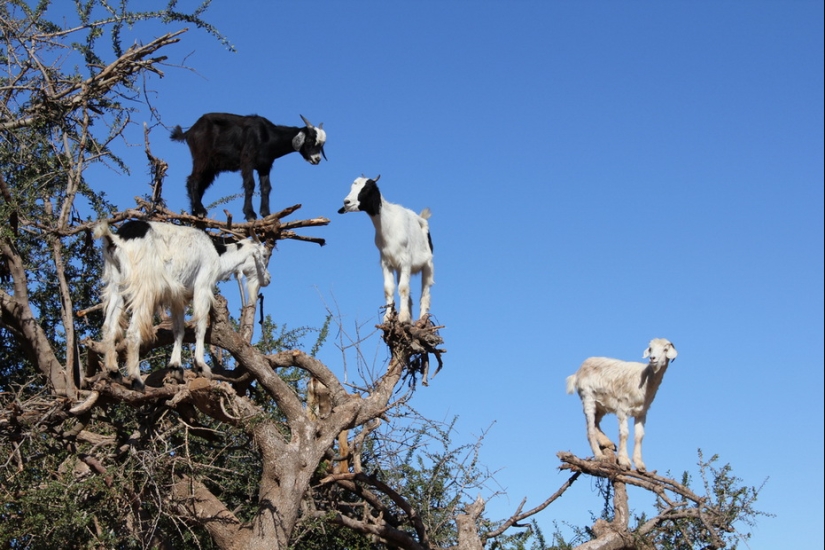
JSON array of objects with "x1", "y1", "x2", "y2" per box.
[{"x1": 292, "y1": 132, "x2": 305, "y2": 151}]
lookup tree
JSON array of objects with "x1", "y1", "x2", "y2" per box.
[{"x1": 0, "y1": 2, "x2": 769, "y2": 549}]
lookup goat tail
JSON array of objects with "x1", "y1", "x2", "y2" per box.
[
  {"x1": 416, "y1": 209, "x2": 434, "y2": 253},
  {"x1": 566, "y1": 374, "x2": 578, "y2": 395},
  {"x1": 170, "y1": 125, "x2": 186, "y2": 142}
]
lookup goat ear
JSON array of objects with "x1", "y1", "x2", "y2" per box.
[
  {"x1": 666, "y1": 343, "x2": 678, "y2": 361},
  {"x1": 292, "y1": 132, "x2": 305, "y2": 151},
  {"x1": 643, "y1": 348, "x2": 650, "y2": 359}
]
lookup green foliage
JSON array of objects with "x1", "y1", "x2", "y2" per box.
[
  {"x1": 366, "y1": 410, "x2": 498, "y2": 548},
  {"x1": 645, "y1": 450, "x2": 773, "y2": 550}
]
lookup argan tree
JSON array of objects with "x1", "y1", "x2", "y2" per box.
[{"x1": 0, "y1": 2, "x2": 768, "y2": 549}]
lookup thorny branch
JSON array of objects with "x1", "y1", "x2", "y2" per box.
[{"x1": 0, "y1": 29, "x2": 187, "y2": 131}]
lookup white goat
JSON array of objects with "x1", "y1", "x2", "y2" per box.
[
  {"x1": 94, "y1": 220, "x2": 272, "y2": 390},
  {"x1": 338, "y1": 175, "x2": 434, "y2": 323},
  {"x1": 566, "y1": 338, "x2": 678, "y2": 471}
]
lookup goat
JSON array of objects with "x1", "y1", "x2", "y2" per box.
[
  {"x1": 338, "y1": 175, "x2": 434, "y2": 323},
  {"x1": 94, "y1": 220, "x2": 272, "y2": 390},
  {"x1": 211, "y1": 235, "x2": 272, "y2": 306},
  {"x1": 565, "y1": 338, "x2": 678, "y2": 471},
  {"x1": 171, "y1": 113, "x2": 327, "y2": 221}
]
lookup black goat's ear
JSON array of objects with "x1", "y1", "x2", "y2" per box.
[{"x1": 292, "y1": 132, "x2": 306, "y2": 151}]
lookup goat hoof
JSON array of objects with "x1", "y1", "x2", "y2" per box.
[
  {"x1": 131, "y1": 378, "x2": 146, "y2": 392},
  {"x1": 195, "y1": 364, "x2": 213, "y2": 380},
  {"x1": 170, "y1": 366, "x2": 184, "y2": 383}
]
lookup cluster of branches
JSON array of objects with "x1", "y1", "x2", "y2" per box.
[{"x1": 0, "y1": 3, "x2": 768, "y2": 549}]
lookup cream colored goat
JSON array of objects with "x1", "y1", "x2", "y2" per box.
[{"x1": 566, "y1": 338, "x2": 678, "y2": 471}]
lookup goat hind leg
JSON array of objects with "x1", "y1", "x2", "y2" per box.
[
  {"x1": 191, "y1": 290, "x2": 213, "y2": 379},
  {"x1": 593, "y1": 410, "x2": 616, "y2": 451},
  {"x1": 123, "y1": 319, "x2": 145, "y2": 391},
  {"x1": 168, "y1": 303, "x2": 186, "y2": 377},
  {"x1": 418, "y1": 264, "x2": 433, "y2": 320},
  {"x1": 186, "y1": 173, "x2": 210, "y2": 218},
  {"x1": 583, "y1": 399, "x2": 606, "y2": 460},
  {"x1": 101, "y1": 292, "x2": 124, "y2": 379}
]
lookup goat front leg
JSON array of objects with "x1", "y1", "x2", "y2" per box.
[
  {"x1": 616, "y1": 411, "x2": 632, "y2": 469},
  {"x1": 241, "y1": 166, "x2": 257, "y2": 221},
  {"x1": 258, "y1": 170, "x2": 272, "y2": 218},
  {"x1": 396, "y1": 267, "x2": 413, "y2": 323},
  {"x1": 381, "y1": 262, "x2": 397, "y2": 322},
  {"x1": 633, "y1": 415, "x2": 647, "y2": 471}
]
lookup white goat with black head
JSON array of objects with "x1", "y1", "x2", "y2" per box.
[
  {"x1": 566, "y1": 338, "x2": 678, "y2": 471},
  {"x1": 338, "y1": 175, "x2": 434, "y2": 323},
  {"x1": 95, "y1": 220, "x2": 272, "y2": 390}
]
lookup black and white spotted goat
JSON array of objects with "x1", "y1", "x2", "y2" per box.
[
  {"x1": 94, "y1": 220, "x2": 272, "y2": 390},
  {"x1": 171, "y1": 113, "x2": 327, "y2": 221},
  {"x1": 338, "y1": 175, "x2": 434, "y2": 323}
]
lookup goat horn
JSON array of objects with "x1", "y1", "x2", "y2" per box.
[
  {"x1": 373, "y1": 174, "x2": 381, "y2": 182},
  {"x1": 300, "y1": 114, "x2": 314, "y2": 128}
]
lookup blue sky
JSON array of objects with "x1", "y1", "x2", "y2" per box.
[{"x1": 50, "y1": 1, "x2": 823, "y2": 548}]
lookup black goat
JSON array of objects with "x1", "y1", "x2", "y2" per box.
[{"x1": 171, "y1": 113, "x2": 327, "y2": 220}]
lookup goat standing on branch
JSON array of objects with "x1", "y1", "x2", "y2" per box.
[
  {"x1": 94, "y1": 220, "x2": 272, "y2": 390},
  {"x1": 566, "y1": 338, "x2": 678, "y2": 471},
  {"x1": 338, "y1": 175, "x2": 434, "y2": 324},
  {"x1": 171, "y1": 113, "x2": 327, "y2": 221}
]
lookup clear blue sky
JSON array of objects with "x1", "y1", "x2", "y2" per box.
[{"x1": 54, "y1": 1, "x2": 823, "y2": 547}]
